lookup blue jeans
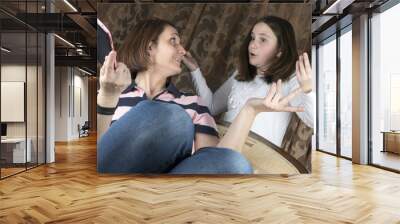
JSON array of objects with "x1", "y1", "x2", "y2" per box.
[{"x1": 97, "y1": 100, "x2": 253, "y2": 174}]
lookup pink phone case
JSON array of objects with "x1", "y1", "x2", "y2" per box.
[
  {"x1": 97, "y1": 18, "x2": 114, "y2": 51},
  {"x1": 97, "y1": 19, "x2": 117, "y2": 69}
]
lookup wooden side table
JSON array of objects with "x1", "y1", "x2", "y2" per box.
[{"x1": 381, "y1": 131, "x2": 400, "y2": 154}]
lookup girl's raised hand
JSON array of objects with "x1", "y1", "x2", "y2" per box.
[
  {"x1": 296, "y1": 52, "x2": 313, "y2": 94},
  {"x1": 246, "y1": 79, "x2": 304, "y2": 114},
  {"x1": 182, "y1": 51, "x2": 200, "y2": 72}
]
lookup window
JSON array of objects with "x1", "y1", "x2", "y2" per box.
[
  {"x1": 317, "y1": 35, "x2": 337, "y2": 154},
  {"x1": 0, "y1": 1, "x2": 47, "y2": 179},
  {"x1": 370, "y1": 2, "x2": 400, "y2": 171},
  {"x1": 339, "y1": 26, "x2": 352, "y2": 158}
]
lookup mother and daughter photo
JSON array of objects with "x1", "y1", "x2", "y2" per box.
[{"x1": 96, "y1": 4, "x2": 314, "y2": 174}]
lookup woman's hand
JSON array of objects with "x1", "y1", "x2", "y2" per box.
[
  {"x1": 182, "y1": 51, "x2": 199, "y2": 72},
  {"x1": 296, "y1": 52, "x2": 313, "y2": 94},
  {"x1": 246, "y1": 79, "x2": 304, "y2": 114},
  {"x1": 98, "y1": 51, "x2": 131, "y2": 107}
]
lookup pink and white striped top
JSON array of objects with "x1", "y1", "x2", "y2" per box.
[{"x1": 111, "y1": 80, "x2": 219, "y2": 154}]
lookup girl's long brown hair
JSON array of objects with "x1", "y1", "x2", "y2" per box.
[{"x1": 236, "y1": 16, "x2": 298, "y2": 84}]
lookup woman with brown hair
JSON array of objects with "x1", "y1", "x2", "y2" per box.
[
  {"x1": 184, "y1": 16, "x2": 314, "y2": 148},
  {"x1": 97, "y1": 18, "x2": 304, "y2": 174}
]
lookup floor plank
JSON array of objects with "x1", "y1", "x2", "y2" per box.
[{"x1": 1, "y1": 134, "x2": 400, "y2": 223}]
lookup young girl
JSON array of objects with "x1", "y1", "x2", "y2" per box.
[
  {"x1": 183, "y1": 16, "x2": 314, "y2": 148},
  {"x1": 97, "y1": 18, "x2": 305, "y2": 174}
]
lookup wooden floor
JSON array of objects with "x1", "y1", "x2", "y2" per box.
[{"x1": 1, "y1": 134, "x2": 400, "y2": 223}]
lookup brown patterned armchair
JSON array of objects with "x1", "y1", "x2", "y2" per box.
[
  {"x1": 216, "y1": 113, "x2": 313, "y2": 174},
  {"x1": 281, "y1": 113, "x2": 313, "y2": 173}
]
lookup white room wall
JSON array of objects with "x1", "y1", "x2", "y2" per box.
[
  {"x1": 54, "y1": 67, "x2": 89, "y2": 141},
  {"x1": 71, "y1": 71, "x2": 89, "y2": 139},
  {"x1": 1, "y1": 65, "x2": 39, "y2": 138},
  {"x1": 1, "y1": 63, "x2": 46, "y2": 164},
  {"x1": 1, "y1": 65, "x2": 27, "y2": 142},
  {"x1": 54, "y1": 66, "x2": 69, "y2": 141}
]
